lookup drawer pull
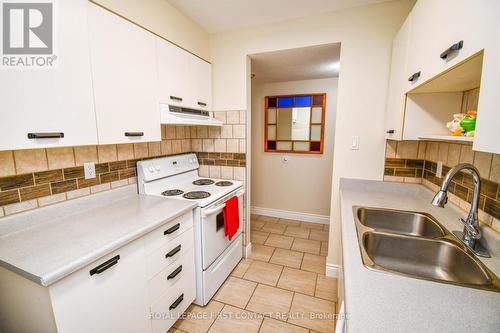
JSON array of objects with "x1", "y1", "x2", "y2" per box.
[
  {"x1": 197, "y1": 101, "x2": 207, "y2": 107},
  {"x1": 167, "y1": 265, "x2": 183, "y2": 280},
  {"x1": 164, "y1": 223, "x2": 180, "y2": 235},
  {"x1": 440, "y1": 40, "x2": 463, "y2": 59},
  {"x1": 89, "y1": 255, "x2": 120, "y2": 276},
  {"x1": 169, "y1": 294, "x2": 184, "y2": 310},
  {"x1": 386, "y1": 130, "x2": 395, "y2": 134},
  {"x1": 124, "y1": 132, "x2": 144, "y2": 137},
  {"x1": 27, "y1": 132, "x2": 64, "y2": 139},
  {"x1": 166, "y1": 245, "x2": 181, "y2": 258},
  {"x1": 170, "y1": 96, "x2": 183, "y2": 102},
  {"x1": 407, "y1": 71, "x2": 421, "y2": 82}
]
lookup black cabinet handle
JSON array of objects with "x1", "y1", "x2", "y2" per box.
[
  {"x1": 167, "y1": 265, "x2": 183, "y2": 280},
  {"x1": 165, "y1": 245, "x2": 181, "y2": 258},
  {"x1": 89, "y1": 255, "x2": 120, "y2": 276},
  {"x1": 440, "y1": 40, "x2": 463, "y2": 59},
  {"x1": 197, "y1": 101, "x2": 207, "y2": 107},
  {"x1": 170, "y1": 96, "x2": 183, "y2": 102},
  {"x1": 164, "y1": 223, "x2": 180, "y2": 235},
  {"x1": 169, "y1": 294, "x2": 184, "y2": 310},
  {"x1": 408, "y1": 71, "x2": 421, "y2": 82},
  {"x1": 124, "y1": 132, "x2": 144, "y2": 137},
  {"x1": 27, "y1": 132, "x2": 64, "y2": 139},
  {"x1": 386, "y1": 130, "x2": 395, "y2": 134}
]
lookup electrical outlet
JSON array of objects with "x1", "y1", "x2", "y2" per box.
[
  {"x1": 350, "y1": 136, "x2": 360, "y2": 150},
  {"x1": 436, "y1": 161, "x2": 443, "y2": 178},
  {"x1": 84, "y1": 162, "x2": 96, "y2": 179}
]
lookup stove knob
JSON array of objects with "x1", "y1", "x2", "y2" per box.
[
  {"x1": 148, "y1": 166, "x2": 154, "y2": 173},
  {"x1": 155, "y1": 166, "x2": 161, "y2": 171}
]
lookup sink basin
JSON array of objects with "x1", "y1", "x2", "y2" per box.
[
  {"x1": 362, "y1": 232, "x2": 499, "y2": 289},
  {"x1": 353, "y1": 206, "x2": 500, "y2": 292},
  {"x1": 355, "y1": 206, "x2": 445, "y2": 238}
]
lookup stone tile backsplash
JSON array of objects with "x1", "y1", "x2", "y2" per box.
[
  {"x1": 384, "y1": 140, "x2": 500, "y2": 232},
  {"x1": 0, "y1": 110, "x2": 247, "y2": 217}
]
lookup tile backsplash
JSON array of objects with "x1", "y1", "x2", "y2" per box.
[
  {"x1": 0, "y1": 111, "x2": 247, "y2": 217},
  {"x1": 384, "y1": 140, "x2": 500, "y2": 232}
]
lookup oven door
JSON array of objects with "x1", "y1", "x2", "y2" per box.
[{"x1": 200, "y1": 187, "x2": 244, "y2": 270}]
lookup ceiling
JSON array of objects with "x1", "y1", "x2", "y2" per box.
[
  {"x1": 166, "y1": 0, "x2": 392, "y2": 33},
  {"x1": 250, "y1": 43, "x2": 341, "y2": 83}
]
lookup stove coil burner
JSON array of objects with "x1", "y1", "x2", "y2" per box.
[
  {"x1": 193, "y1": 179, "x2": 215, "y2": 186},
  {"x1": 183, "y1": 191, "x2": 211, "y2": 199},
  {"x1": 215, "y1": 181, "x2": 233, "y2": 187},
  {"x1": 161, "y1": 189, "x2": 184, "y2": 196}
]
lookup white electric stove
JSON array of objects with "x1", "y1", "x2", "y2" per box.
[{"x1": 137, "y1": 153, "x2": 244, "y2": 306}]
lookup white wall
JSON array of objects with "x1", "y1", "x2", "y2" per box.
[
  {"x1": 210, "y1": 0, "x2": 415, "y2": 269},
  {"x1": 251, "y1": 78, "x2": 338, "y2": 217},
  {"x1": 92, "y1": 0, "x2": 210, "y2": 60}
]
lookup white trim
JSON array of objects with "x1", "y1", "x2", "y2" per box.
[
  {"x1": 251, "y1": 206, "x2": 330, "y2": 224},
  {"x1": 244, "y1": 242, "x2": 252, "y2": 258},
  {"x1": 326, "y1": 263, "x2": 339, "y2": 277}
]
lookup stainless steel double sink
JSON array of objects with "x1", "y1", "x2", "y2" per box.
[{"x1": 353, "y1": 206, "x2": 500, "y2": 292}]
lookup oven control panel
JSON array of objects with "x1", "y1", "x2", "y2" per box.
[{"x1": 137, "y1": 153, "x2": 199, "y2": 182}]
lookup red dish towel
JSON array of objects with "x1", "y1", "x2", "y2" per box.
[{"x1": 223, "y1": 196, "x2": 240, "y2": 240}]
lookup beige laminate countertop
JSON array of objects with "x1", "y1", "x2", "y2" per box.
[
  {"x1": 0, "y1": 185, "x2": 196, "y2": 286},
  {"x1": 340, "y1": 178, "x2": 500, "y2": 333}
]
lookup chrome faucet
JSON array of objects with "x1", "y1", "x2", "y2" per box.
[{"x1": 431, "y1": 163, "x2": 490, "y2": 257}]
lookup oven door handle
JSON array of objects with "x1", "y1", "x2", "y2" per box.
[{"x1": 202, "y1": 204, "x2": 226, "y2": 218}]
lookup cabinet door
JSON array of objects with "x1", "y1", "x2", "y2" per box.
[
  {"x1": 87, "y1": 3, "x2": 160, "y2": 144},
  {"x1": 156, "y1": 39, "x2": 191, "y2": 107},
  {"x1": 49, "y1": 239, "x2": 150, "y2": 333},
  {"x1": 385, "y1": 14, "x2": 411, "y2": 140},
  {"x1": 190, "y1": 56, "x2": 212, "y2": 111},
  {"x1": 0, "y1": 0, "x2": 97, "y2": 150}
]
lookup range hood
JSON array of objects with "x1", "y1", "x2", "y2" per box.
[{"x1": 160, "y1": 104, "x2": 222, "y2": 126}]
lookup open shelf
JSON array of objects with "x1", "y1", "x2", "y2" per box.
[{"x1": 417, "y1": 135, "x2": 473, "y2": 143}]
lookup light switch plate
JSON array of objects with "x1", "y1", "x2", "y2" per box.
[
  {"x1": 350, "y1": 136, "x2": 360, "y2": 150},
  {"x1": 84, "y1": 162, "x2": 96, "y2": 179}
]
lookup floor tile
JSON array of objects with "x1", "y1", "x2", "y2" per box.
[
  {"x1": 264, "y1": 234, "x2": 294, "y2": 249},
  {"x1": 269, "y1": 248, "x2": 304, "y2": 269},
  {"x1": 284, "y1": 226, "x2": 310, "y2": 239},
  {"x1": 278, "y1": 218, "x2": 302, "y2": 227},
  {"x1": 259, "y1": 318, "x2": 308, "y2": 333},
  {"x1": 250, "y1": 244, "x2": 275, "y2": 262},
  {"x1": 251, "y1": 220, "x2": 265, "y2": 231},
  {"x1": 288, "y1": 293, "x2": 336, "y2": 333},
  {"x1": 243, "y1": 261, "x2": 283, "y2": 286},
  {"x1": 208, "y1": 305, "x2": 262, "y2": 333},
  {"x1": 320, "y1": 242, "x2": 328, "y2": 257},
  {"x1": 168, "y1": 328, "x2": 188, "y2": 333},
  {"x1": 251, "y1": 230, "x2": 270, "y2": 244},
  {"x1": 309, "y1": 229, "x2": 329, "y2": 242},
  {"x1": 174, "y1": 300, "x2": 224, "y2": 333},
  {"x1": 315, "y1": 276, "x2": 338, "y2": 301},
  {"x1": 277, "y1": 267, "x2": 317, "y2": 296},
  {"x1": 214, "y1": 277, "x2": 257, "y2": 308},
  {"x1": 291, "y1": 238, "x2": 321, "y2": 255},
  {"x1": 301, "y1": 253, "x2": 326, "y2": 274},
  {"x1": 231, "y1": 258, "x2": 253, "y2": 278},
  {"x1": 246, "y1": 284, "x2": 293, "y2": 320},
  {"x1": 259, "y1": 215, "x2": 279, "y2": 223},
  {"x1": 261, "y1": 222, "x2": 287, "y2": 235},
  {"x1": 300, "y1": 221, "x2": 324, "y2": 230}
]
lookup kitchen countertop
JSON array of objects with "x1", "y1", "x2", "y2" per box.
[
  {"x1": 0, "y1": 185, "x2": 196, "y2": 286},
  {"x1": 339, "y1": 178, "x2": 500, "y2": 333}
]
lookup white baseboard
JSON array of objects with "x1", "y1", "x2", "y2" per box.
[
  {"x1": 244, "y1": 242, "x2": 252, "y2": 258},
  {"x1": 251, "y1": 206, "x2": 330, "y2": 224},
  {"x1": 325, "y1": 263, "x2": 339, "y2": 277}
]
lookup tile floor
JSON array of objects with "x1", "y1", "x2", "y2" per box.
[{"x1": 170, "y1": 215, "x2": 338, "y2": 333}]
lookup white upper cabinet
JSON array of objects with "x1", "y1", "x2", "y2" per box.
[
  {"x1": 87, "y1": 3, "x2": 161, "y2": 144},
  {"x1": 156, "y1": 38, "x2": 212, "y2": 110},
  {"x1": 0, "y1": 0, "x2": 97, "y2": 150}
]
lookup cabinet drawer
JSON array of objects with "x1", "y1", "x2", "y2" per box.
[
  {"x1": 147, "y1": 228, "x2": 194, "y2": 279},
  {"x1": 148, "y1": 247, "x2": 195, "y2": 304},
  {"x1": 150, "y1": 266, "x2": 196, "y2": 333},
  {"x1": 144, "y1": 211, "x2": 193, "y2": 254}
]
